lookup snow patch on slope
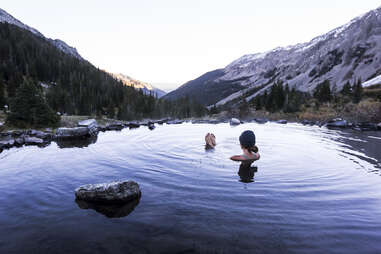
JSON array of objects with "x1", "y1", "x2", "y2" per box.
[{"x1": 362, "y1": 74, "x2": 381, "y2": 87}]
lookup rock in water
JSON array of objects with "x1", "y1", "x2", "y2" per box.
[
  {"x1": 24, "y1": 136, "x2": 44, "y2": 146},
  {"x1": 106, "y1": 122, "x2": 125, "y2": 131},
  {"x1": 75, "y1": 180, "x2": 141, "y2": 204},
  {"x1": 254, "y1": 118, "x2": 268, "y2": 124},
  {"x1": 377, "y1": 123, "x2": 381, "y2": 130},
  {"x1": 56, "y1": 127, "x2": 89, "y2": 139},
  {"x1": 276, "y1": 119, "x2": 287, "y2": 124},
  {"x1": 326, "y1": 118, "x2": 348, "y2": 128},
  {"x1": 167, "y1": 119, "x2": 183, "y2": 125},
  {"x1": 75, "y1": 197, "x2": 140, "y2": 218},
  {"x1": 230, "y1": 118, "x2": 241, "y2": 125},
  {"x1": 78, "y1": 119, "x2": 98, "y2": 136},
  {"x1": 0, "y1": 136, "x2": 15, "y2": 149}
]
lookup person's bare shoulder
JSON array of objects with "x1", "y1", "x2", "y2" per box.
[{"x1": 230, "y1": 155, "x2": 245, "y2": 161}]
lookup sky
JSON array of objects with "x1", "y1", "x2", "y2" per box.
[{"x1": 1, "y1": 1, "x2": 381, "y2": 91}]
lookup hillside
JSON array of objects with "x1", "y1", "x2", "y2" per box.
[
  {"x1": 110, "y1": 73, "x2": 166, "y2": 98},
  {"x1": 165, "y1": 6, "x2": 381, "y2": 107}
]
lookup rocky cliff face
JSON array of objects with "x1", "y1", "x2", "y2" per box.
[
  {"x1": 110, "y1": 73, "x2": 166, "y2": 98},
  {"x1": 165, "y1": 6, "x2": 381, "y2": 106},
  {"x1": 0, "y1": 8, "x2": 83, "y2": 60}
]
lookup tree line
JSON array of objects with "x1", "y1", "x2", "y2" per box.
[
  {"x1": 0, "y1": 22, "x2": 206, "y2": 127},
  {"x1": 238, "y1": 79, "x2": 365, "y2": 116}
]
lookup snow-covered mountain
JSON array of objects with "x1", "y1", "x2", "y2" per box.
[
  {"x1": 165, "y1": 5, "x2": 381, "y2": 106},
  {"x1": 111, "y1": 73, "x2": 166, "y2": 98},
  {"x1": 0, "y1": 8, "x2": 83, "y2": 60}
]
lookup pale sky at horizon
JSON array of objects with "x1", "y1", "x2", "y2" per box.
[{"x1": 1, "y1": 1, "x2": 381, "y2": 91}]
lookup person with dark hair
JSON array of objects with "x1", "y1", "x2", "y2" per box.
[{"x1": 230, "y1": 130, "x2": 260, "y2": 161}]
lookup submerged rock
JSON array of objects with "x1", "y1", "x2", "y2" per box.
[
  {"x1": 230, "y1": 118, "x2": 241, "y2": 125},
  {"x1": 75, "y1": 180, "x2": 141, "y2": 204},
  {"x1": 326, "y1": 118, "x2": 348, "y2": 128},
  {"x1": 75, "y1": 197, "x2": 140, "y2": 218},
  {"x1": 56, "y1": 127, "x2": 90, "y2": 139}
]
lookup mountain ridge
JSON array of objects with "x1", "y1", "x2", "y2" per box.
[
  {"x1": 0, "y1": 8, "x2": 83, "y2": 60},
  {"x1": 164, "y1": 5, "x2": 381, "y2": 107},
  {"x1": 110, "y1": 73, "x2": 166, "y2": 98}
]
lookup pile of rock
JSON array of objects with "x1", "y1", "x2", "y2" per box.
[{"x1": 0, "y1": 130, "x2": 52, "y2": 152}]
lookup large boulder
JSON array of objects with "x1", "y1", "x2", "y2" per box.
[
  {"x1": 75, "y1": 180, "x2": 141, "y2": 204},
  {"x1": 56, "y1": 127, "x2": 90, "y2": 139},
  {"x1": 230, "y1": 118, "x2": 241, "y2": 126},
  {"x1": 326, "y1": 118, "x2": 348, "y2": 128},
  {"x1": 78, "y1": 119, "x2": 98, "y2": 136}
]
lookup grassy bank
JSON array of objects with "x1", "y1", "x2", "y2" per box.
[{"x1": 210, "y1": 98, "x2": 381, "y2": 123}]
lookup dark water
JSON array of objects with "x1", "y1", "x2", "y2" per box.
[{"x1": 1, "y1": 122, "x2": 381, "y2": 254}]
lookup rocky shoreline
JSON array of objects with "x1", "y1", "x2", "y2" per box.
[{"x1": 1, "y1": 117, "x2": 380, "y2": 154}]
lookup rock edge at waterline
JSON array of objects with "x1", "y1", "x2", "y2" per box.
[{"x1": 74, "y1": 180, "x2": 141, "y2": 204}]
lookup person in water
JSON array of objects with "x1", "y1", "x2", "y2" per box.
[
  {"x1": 230, "y1": 130, "x2": 260, "y2": 161},
  {"x1": 205, "y1": 133, "x2": 216, "y2": 149}
]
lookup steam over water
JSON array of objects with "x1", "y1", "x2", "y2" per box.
[{"x1": 0, "y1": 122, "x2": 381, "y2": 254}]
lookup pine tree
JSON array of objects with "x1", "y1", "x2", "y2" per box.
[
  {"x1": 0, "y1": 82, "x2": 5, "y2": 108},
  {"x1": 239, "y1": 97, "x2": 249, "y2": 117},
  {"x1": 352, "y1": 78, "x2": 363, "y2": 103},
  {"x1": 313, "y1": 80, "x2": 331, "y2": 103},
  {"x1": 341, "y1": 81, "x2": 352, "y2": 96},
  {"x1": 7, "y1": 78, "x2": 60, "y2": 127}
]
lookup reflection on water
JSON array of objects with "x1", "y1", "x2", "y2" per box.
[
  {"x1": 56, "y1": 136, "x2": 98, "y2": 149},
  {"x1": 1, "y1": 123, "x2": 381, "y2": 254},
  {"x1": 75, "y1": 197, "x2": 140, "y2": 218},
  {"x1": 238, "y1": 162, "x2": 258, "y2": 183}
]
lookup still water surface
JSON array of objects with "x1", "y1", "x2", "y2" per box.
[{"x1": 0, "y1": 122, "x2": 381, "y2": 254}]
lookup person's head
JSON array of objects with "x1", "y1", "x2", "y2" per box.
[
  {"x1": 205, "y1": 133, "x2": 216, "y2": 148},
  {"x1": 239, "y1": 130, "x2": 258, "y2": 153}
]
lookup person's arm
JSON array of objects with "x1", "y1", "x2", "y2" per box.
[
  {"x1": 254, "y1": 153, "x2": 260, "y2": 161},
  {"x1": 230, "y1": 155, "x2": 246, "y2": 161}
]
